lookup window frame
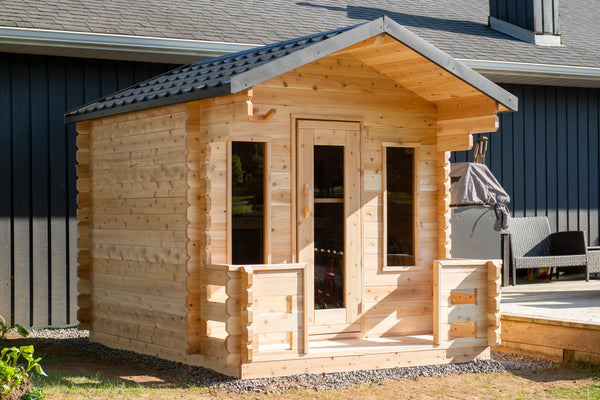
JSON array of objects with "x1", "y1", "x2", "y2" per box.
[
  {"x1": 227, "y1": 137, "x2": 271, "y2": 265},
  {"x1": 381, "y1": 143, "x2": 419, "y2": 272}
]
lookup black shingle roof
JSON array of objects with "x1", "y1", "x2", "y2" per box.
[
  {"x1": 64, "y1": 25, "x2": 354, "y2": 123},
  {"x1": 65, "y1": 17, "x2": 518, "y2": 123}
]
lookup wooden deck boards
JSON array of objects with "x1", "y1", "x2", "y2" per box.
[
  {"x1": 497, "y1": 278, "x2": 600, "y2": 363},
  {"x1": 501, "y1": 279, "x2": 600, "y2": 323}
]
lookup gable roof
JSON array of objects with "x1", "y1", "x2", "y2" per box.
[{"x1": 65, "y1": 17, "x2": 517, "y2": 123}]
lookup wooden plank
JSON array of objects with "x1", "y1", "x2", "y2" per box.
[
  {"x1": 94, "y1": 162, "x2": 188, "y2": 185},
  {"x1": 91, "y1": 302, "x2": 187, "y2": 331},
  {"x1": 30, "y1": 60, "x2": 50, "y2": 326},
  {"x1": 92, "y1": 214, "x2": 188, "y2": 231},
  {"x1": 228, "y1": 120, "x2": 288, "y2": 138},
  {"x1": 437, "y1": 96, "x2": 497, "y2": 120},
  {"x1": 252, "y1": 271, "x2": 303, "y2": 295},
  {"x1": 450, "y1": 290, "x2": 477, "y2": 305},
  {"x1": 92, "y1": 112, "x2": 188, "y2": 141},
  {"x1": 92, "y1": 242, "x2": 187, "y2": 264},
  {"x1": 437, "y1": 134, "x2": 473, "y2": 152},
  {"x1": 501, "y1": 318, "x2": 600, "y2": 355},
  {"x1": 450, "y1": 321, "x2": 477, "y2": 338},
  {"x1": 90, "y1": 128, "x2": 187, "y2": 155},
  {"x1": 91, "y1": 258, "x2": 187, "y2": 282},
  {"x1": 254, "y1": 86, "x2": 437, "y2": 115},
  {"x1": 93, "y1": 177, "x2": 188, "y2": 199},
  {"x1": 240, "y1": 346, "x2": 489, "y2": 379},
  {"x1": 93, "y1": 287, "x2": 188, "y2": 315},
  {"x1": 91, "y1": 229, "x2": 186, "y2": 248},
  {"x1": 90, "y1": 146, "x2": 187, "y2": 171},
  {"x1": 90, "y1": 272, "x2": 187, "y2": 299},
  {"x1": 0, "y1": 58, "x2": 12, "y2": 325},
  {"x1": 92, "y1": 197, "x2": 188, "y2": 216},
  {"x1": 12, "y1": 56, "x2": 32, "y2": 326},
  {"x1": 254, "y1": 313, "x2": 302, "y2": 334}
]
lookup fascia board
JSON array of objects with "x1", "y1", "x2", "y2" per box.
[
  {"x1": 0, "y1": 26, "x2": 258, "y2": 58},
  {"x1": 461, "y1": 59, "x2": 600, "y2": 81}
]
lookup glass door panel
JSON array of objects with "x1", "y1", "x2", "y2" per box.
[
  {"x1": 296, "y1": 119, "x2": 362, "y2": 336},
  {"x1": 314, "y1": 145, "x2": 345, "y2": 309}
]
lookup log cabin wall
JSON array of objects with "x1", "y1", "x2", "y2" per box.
[
  {"x1": 198, "y1": 52, "x2": 441, "y2": 339},
  {"x1": 77, "y1": 103, "x2": 191, "y2": 362}
]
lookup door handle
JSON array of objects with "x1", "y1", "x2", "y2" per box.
[{"x1": 303, "y1": 183, "x2": 312, "y2": 218}]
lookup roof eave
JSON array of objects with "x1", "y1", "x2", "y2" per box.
[
  {"x1": 64, "y1": 85, "x2": 232, "y2": 124},
  {"x1": 461, "y1": 59, "x2": 600, "y2": 87},
  {"x1": 0, "y1": 26, "x2": 258, "y2": 63}
]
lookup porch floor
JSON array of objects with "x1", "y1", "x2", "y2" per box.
[
  {"x1": 245, "y1": 334, "x2": 489, "y2": 378},
  {"x1": 497, "y1": 276, "x2": 600, "y2": 363}
]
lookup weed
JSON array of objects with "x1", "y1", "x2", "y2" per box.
[
  {"x1": 0, "y1": 345, "x2": 47, "y2": 397},
  {"x1": 0, "y1": 315, "x2": 28, "y2": 343},
  {"x1": 21, "y1": 387, "x2": 46, "y2": 400}
]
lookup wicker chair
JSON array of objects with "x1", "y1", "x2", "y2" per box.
[{"x1": 507, "y1": 216, "x2": 589, "y2": 285}]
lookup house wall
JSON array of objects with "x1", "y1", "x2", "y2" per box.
[
  {"x1": 78, "y1": 103, "x2": 191, "y2": 362},
  {"x1": 195, "y1": 53, "x2": 441, "y2": 340},
  {"x1": 0, "y1": 52, "x2": 174, "y2": 327},
  {"x1": 453, "y1": 83, "x2": 600, "y2": 247}
]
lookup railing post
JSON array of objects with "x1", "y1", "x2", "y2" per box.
[
  {"x1": 225, "y1": 267, "x2": 241, "y2": 364},
  {"x1": 487, "y1": 260, "x2": 502, "y2": 346},
  {"x1": 240, "y1": 266, "x2": 254, "y2": 363}
]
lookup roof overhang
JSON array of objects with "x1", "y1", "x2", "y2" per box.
[
  {"x1": 0, "y1": 26, "x2": 257, "y2": 64},
  {"x1": 65, "y1": 16, "x2": 518, "y2": 123},
  {"x1": 231, "y1": 17, "x2": 518, "y2": 113},
  {"x1": 461, "y1": 59, "x2": 600, "y2": 88}
]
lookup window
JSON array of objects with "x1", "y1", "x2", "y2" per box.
[
  {"x1": 384, "y1": 146, "x2": 415, "y2": 268},
  {"x1": 231, "y1": 141, "x2": 265, "y2": 264}
]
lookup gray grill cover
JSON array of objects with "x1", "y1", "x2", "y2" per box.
[{"x1": 450, "y1": 162, "x2": 511, "y2": 229}]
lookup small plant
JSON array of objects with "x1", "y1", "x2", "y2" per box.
[
  {"x1": 0, "y1": 315, "x2": 28, "y2": 343},
  {"x1": 0, "y1": 345, "x2": 46, "y2": 398},
  {"x1": 20, "y1": 387, "x2": 45, "y2": 400}
]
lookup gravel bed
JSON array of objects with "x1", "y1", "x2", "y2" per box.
[{"x1": 23, "y1": 328, "x2": 558, "y2": 393}]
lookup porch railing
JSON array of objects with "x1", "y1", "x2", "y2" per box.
[
  {"x1": 433, "y1": 259, "x2": 502, "y2": 346},
  {"x1": 200, "y1": 263, "x2": 308, "y2": 363}
]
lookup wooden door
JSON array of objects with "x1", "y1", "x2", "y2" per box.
[{"x1": 296, "y1": 119, "x2": 362, "y2": 336}]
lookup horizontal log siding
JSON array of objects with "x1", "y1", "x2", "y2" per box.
[
  {"x1": 452, "y1": 84, "x2": 600, "y2": 246},
  {"x1": 0, "y1": 52, "x2": 174, "y2": 327},
  {"x1": 85, "y1": 104, "x2": 190, "y2": 361}
]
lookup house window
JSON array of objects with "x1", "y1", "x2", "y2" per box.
[
  {"x1": 231, "y1": 141, "x2": 265, "y2": 264},
  {"x1": 384, "y1": 146, "x2": 415, "y2": 268}
]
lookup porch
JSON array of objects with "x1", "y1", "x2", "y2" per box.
[
  {"x1": 193, "y1": 259, "x2": 501, "y2": 378},
  {"x1": 496, "y1": 278, "x2": 600, "y2": 363}
]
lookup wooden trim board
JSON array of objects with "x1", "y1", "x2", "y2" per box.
[{"x1": 494, "y1": 314, "x2": 600, "y2": 364}]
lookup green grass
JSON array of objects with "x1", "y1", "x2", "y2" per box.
[
  {"x1": 33, "y1": 371, "x2": 142, "y2": 390},
  {"x1": 548, "y1": 383, "x2": 600, "y2": 399}
]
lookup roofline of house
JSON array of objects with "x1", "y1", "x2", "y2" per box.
[
  {"x1": 0, "y1": 26, "x2": 259, "y2": 61},
  {"x1": 6, "y1": 27, "x2": 600, "y2": 89},
  {"x1": 460, "y1": 59, "x2": 600, "y2": 82}
]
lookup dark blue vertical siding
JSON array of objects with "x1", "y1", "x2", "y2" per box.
[
  {"x1": 452, "y1": 83, "x2": 600, "y2": 246},
  {"x1": 0, "y1": 52, "x2": 176, "y2": 326}
]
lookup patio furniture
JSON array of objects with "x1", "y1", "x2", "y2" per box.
[
  {"x1": 588, "y1": 246, "x2": 600, "y2": 276},
  {"x1": 506, "y1": 216, "x2": 589, "y2": 285}
]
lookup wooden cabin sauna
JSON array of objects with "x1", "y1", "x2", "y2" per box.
[{"x1": 66, "y1": 16, "x2": 517, "y2": 378}]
